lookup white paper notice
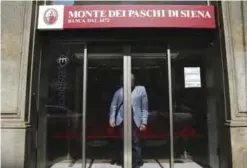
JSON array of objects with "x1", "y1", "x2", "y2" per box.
[{"x1": 184, "y1": 67, "x2": 201, "y2": 88}]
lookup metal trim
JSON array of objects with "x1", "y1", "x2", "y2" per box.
[
  {"x1": 82, "y1": 44, "x2": 88, "y2": 168},
  {"x1": 207, "y1": 0, "x2": 210, "y2": 5},
  {"x1": 123, "y1": 56, "x2": 132, "y2": 168},
  {"x1": 167, "y1": 46, "x2": 174, "y2": 168},
  {"x1": 75, "y1": 52, "x2": 180, "y2": 59}
]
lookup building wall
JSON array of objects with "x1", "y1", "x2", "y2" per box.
[
  {"x1": 220, "y1": 1, "x2": 247, "y2": 168},
  {"x1": 1, "y1": 1, "x2": 247, "y2": 168},
  {"x1": 1, "y1": 1, "x2": 39, "y2": 168}
]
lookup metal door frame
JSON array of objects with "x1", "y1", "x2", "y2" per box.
[
  {"x1": 167, "y1": 45, "x2": 174, "y2": 168},
  {"x1": 126, "y1": 45, "x2": 174, "y2": 168},
  {"x1": 82, "y1": 44, "x2": 88, "y2": 168},
  {"x1": 123, "y1": 55, "x2": 132, "y2": 168}
]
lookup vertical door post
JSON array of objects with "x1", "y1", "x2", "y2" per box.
[
  {"x1": 167, "y1": 45, "x2": 174, "y2": 168},
  {"x1": 207, "y1": 0, "x2": 210, "y2": 5},
  {"x1": 123, "y1": 55, "x2": 132, "y2": 168},
  {"x1": 82, "y1": 44, "x2": 88, "y2": 168}
]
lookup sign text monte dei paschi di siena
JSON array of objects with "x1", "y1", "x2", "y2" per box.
[{"x1": 67, "y1": 9, "x2": 212, "y2": 23}]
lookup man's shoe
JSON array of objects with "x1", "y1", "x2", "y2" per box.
[
  {"x1": 132, "y1": 165, "x2": 141, "y2": 168},
  {"x1": 133, "y1": 162, "x2": 142, "y2": 168},
  {"x1": 68, "y1": 161, "x2": 74, "y2": 167},
  {"x1": 138, "y1": 160, "x2": 144, "y2": 166},
  {"x1": 110, "y1": 159, "x2": 116, "y2": 165},
  {"x1": 116, "y1": 160, "x2": 123, "y2": 166}
]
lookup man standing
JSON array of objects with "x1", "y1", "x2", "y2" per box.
[{"x1": 109, "y1": 73, "x2": 148, "y2": 168}]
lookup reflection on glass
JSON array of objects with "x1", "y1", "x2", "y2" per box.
[
  {"x1": 131, "y1": 44, "x2": 217, "y2": 168},
  {"x1": 132, "y1": 55, "x2": 171, "y2": 167},
  {"x1": 172, "y1": 50, "x2": 217, "y2": 168},
  {"x1": 86, "y1": 44, "x2": 124, "y2": 167},
  {"x1": 38, "y1": 44, "x2": 83, "y2": 168},
  {"x1": 131, "y1": 43, "x2": 171, "y2": 167},
  {"x1": 38, "y1": 42, "x2": 218, "y2": 168}
]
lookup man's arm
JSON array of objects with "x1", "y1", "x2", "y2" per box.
[
  {"x1": 109, "y1": 90, "x2": 119, "y2": 125},
  {"x1": 141, "y1": 86, "x2": 148, "y2": 125}
]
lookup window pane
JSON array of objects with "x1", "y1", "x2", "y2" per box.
[
  {"x1": 172, "y1": 46, "x2": 220, "y2": 168},
  {"x1": 86, "y1": 43, "x2": 124, "y2": 167},
  {"x1": 131, "y1": 44, "x2": 170, "y2": 168},
  {"x1": 37, "y1": 43, "x2": 84, "y2": 168}
]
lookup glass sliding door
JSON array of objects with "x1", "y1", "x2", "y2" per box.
[
  {"x1": 38, "y1": 42, "x2": 134, "y2": 168},
  {"x1": 129, "y1": 43, "x2": 173, "y2": 168},
  {"x1": 38, "y1": 41, "x2": 218, "y2": 168},
  {"x1": 128, "y1": 43, "x2": 216, "y2": 168},
  {"x1": 171, "y1": 46, "x2": 220, "y2": 168},
  {"x1": 85, "y1": 43, "x2": 125, "y2": 168},
  {"x1": 37, "y1": 43, "x2": 85, "y2": 168}
]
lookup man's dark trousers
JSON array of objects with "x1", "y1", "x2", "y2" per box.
[{"x1": 115, "y1": 119, "x2": 143, "y2": 168}]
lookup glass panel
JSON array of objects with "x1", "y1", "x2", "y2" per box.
[
  {"x1": 172, "y1": 47, "x2": 219, "y2": 168},
  {"x1": 37, "y1": 43, "x2": 84, "y2": 168},
  {"x1": 50, "y1": 0, "x2": 208, "y2": 5},
  {"x1": 131, "y1": 44, "x2": 172, "y2": 168},
  {"x1": 86, "y1": 43, "x2": 124, "y2": 168}
]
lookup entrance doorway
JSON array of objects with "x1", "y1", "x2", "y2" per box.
[{"x1": 37, "y1": 37, "x2": 220, "y2": 168}]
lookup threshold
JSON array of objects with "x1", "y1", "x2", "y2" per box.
[{"x1": 50, "y1": 159, "x2": 204, "y2": 168}]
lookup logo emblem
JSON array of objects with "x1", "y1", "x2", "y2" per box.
[
  {"x1": 57, "y1": 55, "x2": 69, "y2": 67},
  {"x1": 43, "y1": 8, "x2": 58, "y2": 25}
]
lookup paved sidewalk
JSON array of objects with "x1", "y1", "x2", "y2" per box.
[{"x1": 50, "y1": 160, "x2": 203, "y2": 168}]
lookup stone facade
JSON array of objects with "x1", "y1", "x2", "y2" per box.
[
  {"x1": 221, "y1": 1, "x2": 247, "y2": 168},
  {"x1": 1, "y1": 1, "x2": 247, "y2": 168},
  {"x1": 1, "y1": 1, "x2": 39, "y2": 168}
]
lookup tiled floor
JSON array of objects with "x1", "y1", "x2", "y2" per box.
[{"x1": 50, "y1": 160, "x2": 203, "y2": 168}]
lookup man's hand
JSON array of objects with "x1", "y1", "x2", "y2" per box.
[
  {"x1": 109, "y1": 121, "x2": 116, "y2": 128},
  {"x1": 139, "y1": 124, "x2": 147, "y2": 131}
]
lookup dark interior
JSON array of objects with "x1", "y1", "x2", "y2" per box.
[
  {"x1": 84, "y1": 52, "x2": 208, "y2": 161},
  {"x1": 40, "y1": 29, "x2": 216, "y2": 168}
]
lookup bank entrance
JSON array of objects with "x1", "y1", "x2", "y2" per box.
[{"x1": 36, "y1": 28, "x2": 222, "y2": 168}]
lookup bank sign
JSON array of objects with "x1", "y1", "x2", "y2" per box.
[{"x1": 38, "y1": 5, "x2": 216, "y2": 30}]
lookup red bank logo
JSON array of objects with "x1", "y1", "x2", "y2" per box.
[{"x1": 43, "y1": 8, "x2": 58, "y2": 25}]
